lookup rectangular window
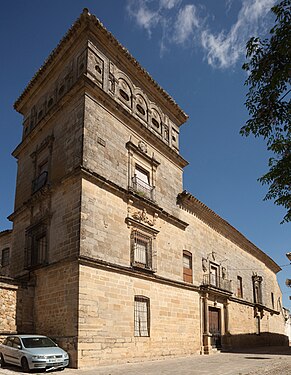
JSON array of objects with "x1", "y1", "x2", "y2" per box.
[
  {"x1": 32, "y1": 160, "x2": 48, "y2": 193},
  {"x1": 183, "y1": 250, "x2": 193, "y2": 283},
  {"x1": 132, "y1": 165, "x2": 154, "y2": 200},
  {"x1": 131, "y1": 230, "x2": 152, "y2": 269},
  {"x1": 210, "y1": 264, "x2": 219, "y2": 287},
  {"x1": 237, "y1": 276, "x2": 243, "y2": 298},
  {"x1": 1, "y1": 248, "x2": 10, "y2": 267},
  {"x1": 25, "y1": 223, "x2": 48, "y2": 268},
  {"x1": 134, "y1": 296, "x2": 150, "y2": 337},
  {"x1": 271, "y1": 292, "x2": 274, "y2": 309}
]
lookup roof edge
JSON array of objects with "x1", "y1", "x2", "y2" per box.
[
  {"x1": 14, "y1": 8, "x2": 188, "y2": 122},
  {"x1": 177, "y1": 191, "x2": 281, "y2": 274}
]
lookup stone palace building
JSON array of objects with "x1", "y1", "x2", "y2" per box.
[{"x1": 0, "y1": 9, "x2": 288, "y2": 368}]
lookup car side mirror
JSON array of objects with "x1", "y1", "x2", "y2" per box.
[{"x1": 17, "y1": 345, "x2": 22, "y2": 349}]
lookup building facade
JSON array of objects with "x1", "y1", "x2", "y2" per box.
[{"x1": 2, "y1": 9, "x2": 288, "y2": 368}]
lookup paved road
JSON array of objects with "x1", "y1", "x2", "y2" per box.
[{"x1": 0, "y1": 347, "x2": 290, "y2": 375}]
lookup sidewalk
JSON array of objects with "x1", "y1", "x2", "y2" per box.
[{"x1": 0, "y1": 347, "x2": 290, "y2": 375}]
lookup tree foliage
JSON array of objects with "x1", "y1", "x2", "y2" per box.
[{"x1": 241, "y1": 0, "x2": 291, "y2": 223}]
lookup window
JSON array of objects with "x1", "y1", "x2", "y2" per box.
[
  {"x1": 126, "y1": 141, "x2": 159, "y2": 202},
  {"x1": 131, "y1": 230, "x2": 152, "y2": 269},
  {"x1": 132, "y1": 165, "x2": 154, "y2": 200},
  {"x1": 237, "y1": 276, "x2": 243, "y2": 298},
  {"x1": 1, "y1": 248, "x2": 10, "y2": 267},
  {"x1": 252, "y1": 275, "x2": 263, "y2": 304},
  {"x1": 271, "y1": 292, "x2": 274, "y2": 309},
  {"x1": 25, "y1": 223, "x2": 48, "y2": 268},
  {"x1": 210, "y1": 264, "x2": 219, "y2": 287},
  {"x1": 32, "y1": 160, "x2": 48, "y2": 193},
  {"x1": 134, "y1": 296, "x2": 150, "y2": 337},
  {"x1": 183, "y1": 250, "x2": 193, "y2": 283}
]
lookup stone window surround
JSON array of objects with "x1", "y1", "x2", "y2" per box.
[
  {"x1": 25, "y1": 221, "x2": 48, "y2": 269},
  {"x1": 126, "y1": 140, "x2": 160, "y2": 201}
]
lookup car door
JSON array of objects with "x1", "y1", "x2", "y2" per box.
[
  {"x1": 12, "y1": 337, "x2": 23, "y2": 366},
  {"x1": 2, "y1": 338, "x2": 16, "y2": 365}
]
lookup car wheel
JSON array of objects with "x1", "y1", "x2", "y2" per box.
[
  {"x1": 21, "y1": 357, "x2": 30, "y2": 372},
  {"x1": 0, "y1": 353, "x2": 6, "y2": 368}
]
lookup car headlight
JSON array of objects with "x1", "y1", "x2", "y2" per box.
[
  {"x1": 64, "y1": 353, "x2": 69, "y2": 359},
  {"x1": 32, "y1": 355, "x2": 46, "y2": 360}
]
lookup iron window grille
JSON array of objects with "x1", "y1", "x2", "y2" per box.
[
  {"x1": 134, "y1": 296, "x2": 150, "y2": 337},
  {"x1": 25, "y1": 223, "x2": 48, "y2": 268},
  {"x1": 1, "y1": 248, "x2": 10, "y2": 267},
  {"x1": 131, "y1": 230, "x2": 152, "y2": 270}
]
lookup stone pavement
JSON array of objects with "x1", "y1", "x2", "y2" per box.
[{"x1": 0, "y1": 347, "x2": 290, "y2": 375}]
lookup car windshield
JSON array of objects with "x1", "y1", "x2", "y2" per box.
[{"x1": 21, "y1": 337, "x2": 57, "y2": 348}]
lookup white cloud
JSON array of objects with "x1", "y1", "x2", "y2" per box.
[
  {"x1": 173, "y1": 5, "x2": 200, "y2": 44},
  {"x1": 126, "y1": 0, "x2": 160, "y2": 36},
  {"x1": 201, "y1": 0, "x2": 276, "y2": 68},
  {"x1": 159, "y1": 0, "x2": 181, "y2": 10},
  {"x1": 126, "y1": 0, "x2": 276, "y2": 69}
]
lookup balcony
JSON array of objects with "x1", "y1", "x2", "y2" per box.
[
  {"x1": 202, "y1": 274, "x2": 232, "y2": 293},
  {"x1": 32, "y1": 171, "x2": 48, "y2": 193},
  {"x1": 131, "y1": 176, "x2": 155, "y2": 201}
]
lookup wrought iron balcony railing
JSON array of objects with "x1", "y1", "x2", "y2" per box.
[
  {"x1": 202, "y1": 274, "x2": 232, "y2": 293},
  {"x1": 32, "y1": 171, "x2": 48, "y2": 193},
  {"x1": 131, "y1": 176, "x2": 155, "y2": 201}
]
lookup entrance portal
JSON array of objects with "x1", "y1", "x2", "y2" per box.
[{"x1": 209, "y1": 307, "x2": 221, "y2": 348}]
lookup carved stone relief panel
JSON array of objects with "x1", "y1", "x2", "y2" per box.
[
  {"x1": 150, "y1": 108, "x2": 162, "y2": 134},
  {"x1": 77, "y1": 50, "x2": 87, "y2": 77},
  {"x1": 87, "y1": 49, "x2": 104, "y2": 87},
  {"x1": 118, "y1": 78, "x2": 132, "y2": 108}
]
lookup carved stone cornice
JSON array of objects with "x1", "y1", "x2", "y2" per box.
[
  {"x1": 14, "y1": 9, "x2": 188, "y2": 124},
  {"x1": 177, "y1": 190, "x2": 281, "y2": 274}
]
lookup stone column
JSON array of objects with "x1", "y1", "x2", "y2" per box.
[{"x1": 202, "y1": 292, "x2": 211, "y2": 354}]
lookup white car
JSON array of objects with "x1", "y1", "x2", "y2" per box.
[{"x1": 0, "y1": 334, "x2": 69, "y2": 372}]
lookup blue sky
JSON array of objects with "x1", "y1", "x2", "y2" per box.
[{"x1": 1, "y1": 0, "x2": 290, "y2": 308}]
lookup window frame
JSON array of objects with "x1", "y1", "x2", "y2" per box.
[
  {"x1": 131, "y1": 230, "x2": 152, "y2": 270},
  {"x1": 183, "y1": 250, "x2": 193, "y2": 283},
  {"x1": 134, "y1": 295, "x2": 150, "y2": 337},
  {"x1": 25, "y1": 222, "x2": 48, "y2": 269},
  {"x1": 1, "y1": 247, "x2": 10, "y2": 267},
  {"x1": 237, "y1": 276, "x2": 243, "y2": 298}
]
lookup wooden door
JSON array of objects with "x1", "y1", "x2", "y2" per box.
[{"x1": 209, "y1": 307, "x2": 221, "y2": 348}]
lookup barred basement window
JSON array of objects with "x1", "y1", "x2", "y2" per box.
[
  {"x1": 1, "y1": 248, "x2": 10, "y2": 267},
  {"x1": 134, "y1": 296, "x2": 150, "y2": 337},
  {"x1": 25, "y1": 223, "x2": 48, "y2": 268},
  {"x1": 131, "y1": 230, "x2": 152, "y2": 269}
]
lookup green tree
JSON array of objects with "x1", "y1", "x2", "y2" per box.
[{"x1": 241, "y1": 0, "x2": 291, "y2": 223}]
